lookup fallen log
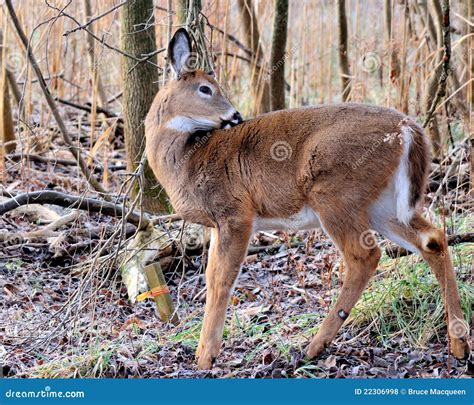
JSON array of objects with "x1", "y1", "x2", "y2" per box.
[{"x1": 0, "y1": 190, "x2": 145, "y2": 228}]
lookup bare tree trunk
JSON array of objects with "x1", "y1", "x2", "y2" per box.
[
  {"x1": 384, "y1": 0, "x2": 401, "y2": 88},
  {"x1": 0, "y1": 30, "x2": 16, "y2": 156},
  {"x1": 177, "y1": 0, "x2": 188, "y2": 25},
  {"x1": 463, "y1": 0, "x2": 474, "y2": 190},
  {"x1": 462, "y1": 0, "x2": 473, "y2": 106},
  {"x1": 423, "y1": 0, "x2": 444, "y2": 157},
  {"x1": 417, "y1": 0, "x2": 438, "y2": 51},
  {"x1": 337, "y1": 0, "x2": 351, "y2": 101},
  {"x1": 120, "y1": 0, "x2": 169, "y2": 213},
  {"x1": 269, "y1": 0, "x2": 288, "y2": 111},
  {"x1": 237, "y1": 0, "x2": 270, "y2": 115},
  {"x1": 162, "y1": 0, "x2": 173, "y2": 82},
  {"x1": 83, "y1": 0, "x2": 108, "y2": 108}
]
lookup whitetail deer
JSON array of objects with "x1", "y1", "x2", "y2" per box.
[{"x1": 145, "y1": 29, "x2": 470, "y2": 369}]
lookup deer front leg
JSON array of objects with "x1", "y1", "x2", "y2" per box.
[{"x1": 196, "y1": 219, "x2": 252, "y2": 370}]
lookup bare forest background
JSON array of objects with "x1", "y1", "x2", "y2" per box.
[{"x1": 0, "y1": 0, "x2": 472, "y2": 378}]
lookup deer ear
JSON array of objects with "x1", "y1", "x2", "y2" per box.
[{"x1": 168, "y1": 28, "x2": 192, "y2": 79}]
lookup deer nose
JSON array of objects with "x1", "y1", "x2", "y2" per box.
[{"x1": 231, "y1": 111, "x2": 243, "y2": 125}]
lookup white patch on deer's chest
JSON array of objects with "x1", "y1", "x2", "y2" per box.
[{"x1": 253, "y1": 205, "x2": 321, "y2": 232}]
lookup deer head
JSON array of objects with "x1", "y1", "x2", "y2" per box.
[{"x1": 158, "y1": 28, "x2": 242, "y2": 133}]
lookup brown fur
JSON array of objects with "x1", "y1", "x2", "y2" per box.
[
  {"x1": 408, "y1": 123, "x2": 430, "y2": 207},
  {"x1": 145, "y1": 70, "x2": 470, "y2": 369},
  {"x1": 148, "y1": 102, "x2": 410, "y2": 226}
]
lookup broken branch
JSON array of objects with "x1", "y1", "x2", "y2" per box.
[{"x1": 0, "y1": 190, "x2": 146, "y2": 228}]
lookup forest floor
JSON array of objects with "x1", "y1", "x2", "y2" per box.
[{"x1": 0, "y1": 108, "x2": 473, "y2": 379}]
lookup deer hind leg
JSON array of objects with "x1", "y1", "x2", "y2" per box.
[
  {"x1": 196, "y1": 219, "x2": 252, "y2": 370},
  {"x1": 381, "y1": 213, "x2": 471, "y2": 360},
  {"x1": 307, "y1": 217, "x2": 381, "y2": 358}
]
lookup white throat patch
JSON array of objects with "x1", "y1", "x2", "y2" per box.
[{"x1": 165, "y1": 116, "x2": 216, "y2": 133}]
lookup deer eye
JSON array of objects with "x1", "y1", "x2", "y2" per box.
[{"x1": 199, "y1": 85, "x2": 212, "y2": 96}]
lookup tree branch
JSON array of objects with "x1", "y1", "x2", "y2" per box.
[{"x1": 0, "y1": 191, "x2": 146, "y2": 228}]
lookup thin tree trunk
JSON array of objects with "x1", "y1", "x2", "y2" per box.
[
  {"x1": 177, "y1": 0, "x2": 188, "y2": 25},
  {"x1": 423, "y1": 0, "x2": 444, "y2": 156},
  {"x1": 385, "y1": 0, "x2": 401, "y2": 89},
  {"x1": 417, "y1": 0, "x2": 438, "y2": 51},
  {"x1": 0, "y1": 30, "x2": 15, "y2": 156},
  {"x1": 461, "y1": 0, "x2": 473, "y2": 106},
  {"x1": 466, "y1": 0, "x2": 474, "y2": 191},
  {"x1": 469, "y1": 0, "x2": 474, "y2": 107},
  {"x1": 237, "y1": 0, "x2": 270, "y2": 114},
  {"x1": 162, "y1": 0, "x2": 173, "y2": 82},
  {"x1": 83, "y1": 0, "x2": 108, "y2": 109},
  {"x1": 337, "y1": 0, "x2": 351, "y2": 101},
  {"x1": 120, "y1": 0, "x2": 169, "y2": 213},
  {"x1": 269, "y1": 0, "x2": 288, "y2": 111}
]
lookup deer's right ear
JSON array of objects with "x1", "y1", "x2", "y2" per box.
[{"x1": 169, "y1": 28, "x2": 192, "y2": 79}]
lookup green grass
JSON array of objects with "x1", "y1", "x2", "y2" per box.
[
  {"x1": 30, "y1": 344, "x2": 117, "y2": 378},
  {"x1": 349, "y1": 244, "x2": 473, "y2": 348}
]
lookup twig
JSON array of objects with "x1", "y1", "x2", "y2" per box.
[
  {"x1": 5, "y1": 0, "x2": 108, "y2": 197},
  {"x1": 55, "y1": 97, "x2": 120, "y2": 119},
  {"x1": 0, "y1": 190, "x2": 146, "y2": 228},
  {"x1": 45, "y1": 1, "x2": 160, "y2": 67},
  {"x1": 154, "y1": 5, "x2": 254, "y2": 57},
  {"x1": 8, "y1": 153, "x2": 126, "y2": 172},
  {"x1": 64, "y1": 1, "x2": 128, "y2": 36}
]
